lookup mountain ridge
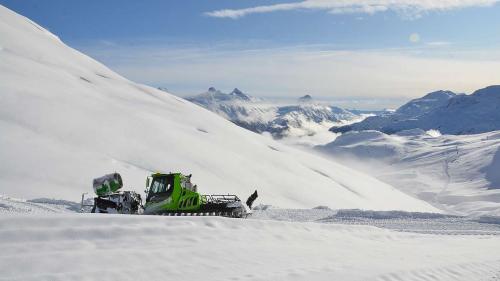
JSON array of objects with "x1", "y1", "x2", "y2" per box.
[
  {"x1": 186, "y1": 88, "x2": 357, "y2": 139},
  {"x1": 332, "y1": 86, "x2": 500, "y2": 135}
]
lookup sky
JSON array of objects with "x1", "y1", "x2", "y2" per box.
[{"x1": 1, "y1": 0, "x2": 500, "y2": 108}]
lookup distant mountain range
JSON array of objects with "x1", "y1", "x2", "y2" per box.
[
  {"x1": 332, "y1": 86, "x2": 500, "y2": 135},
  {"x1": 186, "y1": 88, "x2": 357, "y2": 138}
]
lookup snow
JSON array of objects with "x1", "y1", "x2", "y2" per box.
[
  {"x1": 0, "y1": 209, "x2": 499, "y2": 281},
  {"x1": 0, "y1": 196, "x2": 496, "y2": 281},
  {"x1": 318, "y1": 130, "x2": 500, "y2": 216},
  {"x1": 2, "y1": 5, "x2": 500, "y2": 281},
  {"x1": 186, "y1": 88, "x2": 357, "y2": 141},
  {"x1": 0, "y1": 195, "x2": 80, "y2": 214},
  {"x1": 333, "y1": 87, "x2": 500, "y2": 135},
  {"x1": 0, "y1": 194, "x2": 497, "y2": 280},
  {"x1": 0, "y1": 5, "x2": 437, "y2": 212},
  {"x1": 396, "y1": 90, "x2": 457, "y2": 117},
  {"x1": 252, "y1": 208, "x2": 500, "y2": 235}
]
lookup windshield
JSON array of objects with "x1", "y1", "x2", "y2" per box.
[{"x1": 148, "y1": 175, "x2": 175, "y2": 200}]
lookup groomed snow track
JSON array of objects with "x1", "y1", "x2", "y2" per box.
[{"x1": 1, "y1": 214, "x2": 500, "y2": 281}]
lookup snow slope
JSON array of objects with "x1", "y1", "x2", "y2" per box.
[
  {"x1": 332, "y1": 87, "x2": 500, "y2": 135},
  {"x1": 0, "y1": 5, "x2": 437, "y2": 211},
  {"x1": 1, "y1": 213, "x2": 500, "y2": 281},
  {"x1": 186, "y1": 88, "x2": 357, "y2": 140},
  {"x1": 0, "y1": 195, "x2": 80, "y2": 214},
  {"x1": 318, "y1": 130, "x2": 500, "y2": 216}
]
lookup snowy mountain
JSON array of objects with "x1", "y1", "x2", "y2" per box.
[
  {"x1": 396, "y1": 90, "x2": 457, "y2": 117},
  {"x1": 317, "y1": 129, "x2": 500, "y2": 216},
  {"x1": 0, "y1": 5, "x2": 436, "y2": 211},
  {"x1": 186, "y1": 89, "x2": 357, "y2": 139},
  {"x1": 298, "y1": 94, "x2": 313, "y2": 103},
  {"x1": 332, "y1": 87, "x2": 500, "y2": 135},
  {"x1": 186, "y1": 87, "x2": 258, "y2": 107}
]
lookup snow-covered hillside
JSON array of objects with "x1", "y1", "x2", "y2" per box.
[
  {"x1": 332, "y1": 87, "x2": 500, "y2": 135},
  {"x1": 186, "y1": 88, "x2": 357, "y2": 140},
  {"x1": 318, "y1": 129, "x2": 500, "y2": 216},
  {"x1": 0, "y1": 5, "x2": 437, "y2": 211}
]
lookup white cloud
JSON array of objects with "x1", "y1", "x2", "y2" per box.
[
  {"x1": 82, "y1": 43, "x2": 500, "y2": 101},
  {"x1": 205, "y1": 0, "x2": 499, "y2": 19},
  {"x1": 426, "y1": 41, "x2": 452, "y2": 46}
]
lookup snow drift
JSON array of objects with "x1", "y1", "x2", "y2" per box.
[{"x1": 0, "y1": 5, "x2": 436, "y2": 211}]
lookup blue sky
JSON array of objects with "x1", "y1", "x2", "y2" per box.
[{"x1": 2, "y1": 0, "x2": 500, "y2": 108}]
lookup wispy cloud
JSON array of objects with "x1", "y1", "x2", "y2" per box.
[
  {"x1": 205, "y1": 0, "x2": 500, "y2": 19},
  {"x1": 80, "y1": 41, "x2": 500, "y2": 101},
  {"x1": 425, "y1": 41, "x2": 453, "y2": 47}
]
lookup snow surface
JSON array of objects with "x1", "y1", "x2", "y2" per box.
[
  {"x1": 0, "y1": 5, "x2": 437, "y2": 212},
  {"x1": 0, "y1": 195, "x2": 80, "y2": 214},
  {"x1": 1, "y1": 204, "x2": 500, "y2": 281},
  {"x1": 318, "y1": 130, "x2": 500, "y2": 216},
  {"x1": 0, "y1": 196, "x2": 499, "y2": 280},
  {"x1": 0, "y1": 194, "x2": 498, "y2": 280},
  {"x1": 252, "y1": 208, "x2": 500, "y2": 235}
]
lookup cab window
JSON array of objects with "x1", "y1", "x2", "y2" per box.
[{"x1": 148, "y1": 175, "x2": 175, "y2": 198}]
